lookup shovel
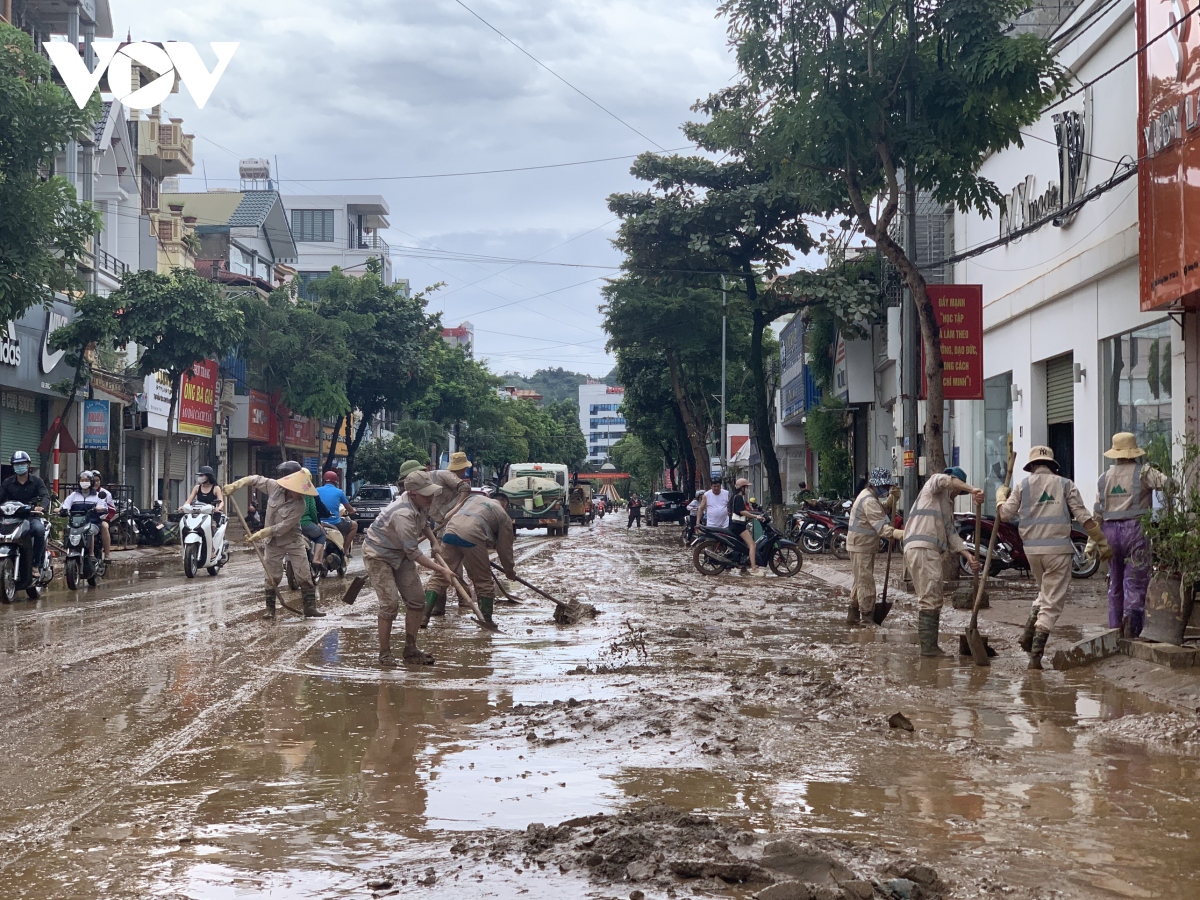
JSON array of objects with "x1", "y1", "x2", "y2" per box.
[
  {"x1": 339, "y1": 574, "x2": 367, "y2": 605},
  {"x1": 433, "y1": 550, "x2": 500, "y2": 632},
  {"x1": 490, "y1": 561, "x2": 595, "y2": 625},
  {"x1": 228, "y1": 495, "x2": 304, "y2": 617},
  {"x1": 962, "y1": 448, "x2": 1015, "y2": 666},
  {"x1": 872, "y1": 536, "x2": 895, "y2": 625}
]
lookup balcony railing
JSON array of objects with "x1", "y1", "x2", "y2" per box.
[
  {"x1": 353, "y1": 233, "x2": 390, "y2": 256},
  {"x1": 137, "y1": 119, "x2": 194, "y2": 177},
  {"x1": 96, "y1": 246, "x2": 129, "y2": 278}
]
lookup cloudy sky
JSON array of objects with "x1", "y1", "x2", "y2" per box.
[{"x1": 110, "y1": 0, "x2": 739, "y2": 378}]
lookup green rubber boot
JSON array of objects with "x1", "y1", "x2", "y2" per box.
[
  {"x1": 918, "y1": 610, "x2": 945, "y2": 657},
  {"x1": 1019, "y1": 608, "x2": 1039, "y2": 653},
  {"x1": 1028, "y1": 629, "x2": 1050, "y2": 670},
  {"x1": 421, "y1": 590, "x2": 439, "y2": 629},
  {"x1": 479, "y1": 597, "x2": 495, "y2": 626}
]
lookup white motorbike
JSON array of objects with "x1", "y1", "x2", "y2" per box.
[{"x1": 180, "y1": 502, "x2": 229, "y2": 578}]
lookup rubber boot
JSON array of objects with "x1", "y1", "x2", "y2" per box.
[
  {"x1": 1128, "y1": 610, "x2": 1144, "y2": 639},
  {"x1": 845, "y1": 601, "x2": 861, "y2": 626},
  {"x1": 302, "y1": 590, "x2": 326, "y2": 618},
  {"x1": 402, "y1": 607, "x2": 434, "y2": 664},
  {"x1": 378, "y1": 616, "x2": 398, "y2": 666},
  {"x1": 1019, "y1": 608, "x2": 1039, "y2": 653},
  {"x1": 263, "y1": 590, "x2": 277, "y2": 620},
  {"x1": 479, "y1": 597, "x2": 495, "y2": 627},
  {"x1": 421, "y1": 590, "x2": 439, "y2": 629},
  {"x1": 918, "y1": 610, "x2": 945, "y2": 657},
  {"x1": 1028, "y1": 629, "x2": 1050, "y2": 670}
]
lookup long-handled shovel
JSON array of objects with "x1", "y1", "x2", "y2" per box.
[
  {"x1": 962, "y1": 449, "x2": 1015, "y2": 666},
  {"x1": 432, "y1": 550, "x2": 500, "y2": 632},
  {"x1": 872, "y1": 537, "x2": 894, "y2": 625},
  {"x1": 227, "y1": 495, "x2": 304, "y2": 617},
  {"x1": 489, "y1": 561, "x2": 594, "y2": 625}
]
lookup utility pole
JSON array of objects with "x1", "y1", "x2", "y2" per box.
[
  {"x1": 720, "y1": 275, "x2": 728, "y2": 482},
  {"x1": 901, "y1": 79, "x2": 920, "y2": 515}
]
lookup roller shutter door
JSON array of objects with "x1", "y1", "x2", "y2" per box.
[
  {"x1": 1046, "y1": 354, "x2": 1074, "y2": 425},
  {"x1": 0, "y1": 393, "x2": 44, "y2": 467}
]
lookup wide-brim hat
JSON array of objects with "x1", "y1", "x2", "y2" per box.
[
  {"x1": 404, "y1": 469, "x2": 443, "y2": 497},
  {"x1": 448, "y1": 451, "x2": 472, "y2": 472},
  {"x1": 277, "y1": 469, "x2": 319, "y2": 497},
  {"x1": 398, "y1": 459, "x2": 425, "y2": 479},
  {"x1": 1104, "y1": 432, "x2": 1146, "y2": 459},
  {"x1": 1024, "y1": 445, "x2": 1060, "y2": 473}
]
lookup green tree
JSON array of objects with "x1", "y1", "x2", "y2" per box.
[
  {"x1": 0, "y1": 24, "x2": 101, "y2": 322},
  {"x1": 712, "y1": 0, "x2": 1068, "y2": 471},
  {"x1": 47, "y1": 292, "x2": 124, "y2": 448},
  {"x1": 108, "y1": 269, "x2": 245, "y2": 518},
  {"x1": 353, "y1": 435, "x2": 429, "y2": 485},
  {"x1": 608, "y1": 435, "x2": 662, "y2": 497}
]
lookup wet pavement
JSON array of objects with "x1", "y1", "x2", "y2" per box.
[{"x1": 0, "y1": 521, "x2": 1195, "y2": 898}]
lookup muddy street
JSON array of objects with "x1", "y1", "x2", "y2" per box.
[{"x1": 0, "y1": 521, "x2": 1194, "y2": 899}]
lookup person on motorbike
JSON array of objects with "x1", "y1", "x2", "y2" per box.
[
  {"x1": 300, "y1": 492, "x2": 332, "y2": 568},
  {"x1": 731, "y1": 478, "x2": 765, "y2": 576},
  {"x1": 846, "y1": 467, "x2": 904, "y2": 625},
  {"x1": 180, "y1": 466, "x2": 225, "y2": 522},
  {"x1": 86, "y1": 471, "x2": 116, "y2": 559},
  {"x1": 0, "y1": 451, "x2": 50, "y2": 579},
  {"x1": 60, "y1": 473, "x2": 109, "y2": 563},
  {"x1": 318, "y1": 471, "x2": 358, "y2": 559}
]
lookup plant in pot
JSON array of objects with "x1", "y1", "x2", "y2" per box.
[{"x1": 1140, "y1": 438, "x2": 1200, "y2": 645}]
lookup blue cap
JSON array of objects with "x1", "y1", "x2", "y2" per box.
[{"x1": 943, "y1": 466, "x2": 968, "y2": 483}]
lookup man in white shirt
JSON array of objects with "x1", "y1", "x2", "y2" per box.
[{"x1": 696, "y1": 477, "x2": 730, "y2": 529}]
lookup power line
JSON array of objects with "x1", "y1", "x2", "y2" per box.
[{"x1": 451, "y1": 0, "x2": 667, "y2": 151}]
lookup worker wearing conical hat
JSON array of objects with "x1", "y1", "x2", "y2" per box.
[
  {"x1": 1094, "y1": 432, "x2": 1170, "y2": 638},
  {"x1": 997, "y1": 446, "x2": 1110, "y2": 669},
  {"x1": 224, "y1": 462, "x2": 325, "y2": 619}
]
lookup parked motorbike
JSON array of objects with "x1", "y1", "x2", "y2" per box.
[
  {"x1": 0, "y1": 502, "x2": 53, "y2": 602},
  {"x1": 954, "y1": 513, "x2": 1098, "y2": 579},
  {"x1": 132, "y1": 503, "x2": 167, "y2": 546},
  {"x1": 286, "y1": 523, "x2": 347, "y2": 587},
  {"x1": 691, "y1": 514, "x2": 804, "y2": 577},
  {"x1": 180, "y1": 502, "x2": 229, "y2": 578},
  {"x1": 61, "y1": 502, "x2": 106, "y2": 590}
]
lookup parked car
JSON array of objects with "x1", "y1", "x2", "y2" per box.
[
  {"x1": 351, "y1": 484, "x2": 399, "y2": 528},
  {"x1": 648, "y1": 491, "x2": 689, "y2": 526}
]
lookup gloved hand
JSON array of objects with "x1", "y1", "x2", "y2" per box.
[
  {"x1": 248, "y1": 525, "x2": 274, "y2": 543},
  {"x1": 995, "y1": 485, "x2": 1011, "y2": 504},
  {"x1": 891, "y1": 528, "x2": 904, "y2": 542},
  {"x1": 1083, "y1": 521, "x2": 1113, "y2": 561},
  {"x1": 223, "y1": 477, "x2": 250, "y2": 495},
  {"x1": 504, "y1": 566, "x2": 517, "y2": 580}
]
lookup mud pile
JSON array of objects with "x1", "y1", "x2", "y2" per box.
[
  {"x1": 460, "y1": 804, "x2": 946, "y2": 899},
  {"x1": 1086, "y1": 711, "x2": 1200, "y2": 754}
]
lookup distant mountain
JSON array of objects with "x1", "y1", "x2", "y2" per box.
[{"x1": 500, "y1": 367, "x2": 618, "y2": 405}]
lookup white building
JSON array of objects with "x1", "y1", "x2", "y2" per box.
[
  {"x1": 951, "y1": 0, "x2": 1184, "y2": 507},
  {"x1": 579, "y1": 382, "x2": 626, "y2": 465},
  {"x1": 279, "y1": 194, "x2": 403, "y2": 295}
]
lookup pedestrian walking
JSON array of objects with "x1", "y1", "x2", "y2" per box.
[
  {"x1": 696, "y1": 478, "x2": 730, "y2": 529},
  {"x1": 846, "y1": 467, "x2": 904, "y2": 625},
  {"x1": 627, "y1": 493, "x2": 643, "y2": 528},
  {"x1": 731, "y1": 478, "x2": 766, "y2": 576},
  {"x1": 424, "y1": 492, "x2": 517, "y2": 628},
  {"x1": 361, "y1": 470, "x2": 457, "y2": 666},
  {"x1": 1094, "y1": 432, "x2": 1169, "y2": 638},
  {"x1": 224, "y1": 461, "x2": 325, "y2": 619},
  {"x1": 902, "y1": 467, "x2": 984, "y2": 657},
  {"x1": 996, "y1": 447, "x2": 1111, "y2": 669}
]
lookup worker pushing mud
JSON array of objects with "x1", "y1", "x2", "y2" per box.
[
  {"x1": 424, "y1": 491, "x2": 518, "y2": 628},
  {"x1": 421, "y1": 453, "x2": 474, "y2": 619},
  {"x1": 902, "y1": 466, "x2": 983, "y2": 657},
  {"x1": 224, "y1": 461, "x2": 325, "y2": 619},
  {"x1": 846, "y1": 467, "x2": 903, "y2": 626},
  {"x1": 996, "y1": 446, "x2": 1111, "y2": 669}
]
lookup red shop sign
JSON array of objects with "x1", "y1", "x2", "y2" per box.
[
  {"x1": 922, "y1": 285, "x2": 984, "y2": 401},
  {"x1": 177, "y1": 359, "x2": 218, "y2": 438}
]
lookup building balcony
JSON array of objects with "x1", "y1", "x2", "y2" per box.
[
  {"x1": 353, "y1": 232, "x2": 389, "y2": 257},
  {"x1": 137, "y1": 117, "x2": 194, "y2": 178}
]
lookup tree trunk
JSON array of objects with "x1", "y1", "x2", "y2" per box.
[
  {"x1": 322, "y1": 413, "x2": 344, "y2": 473},
  {"x1": 160, "y1": 372, "x2": 181, "y2": 522},
  {"x1": 665, "y1": 348, "x2": 711, "y2": 483},
  {"x1": 345, "y1": 415, "x2": 372, "y2": 485},
  {"x1": 746, "y1": 279, "x2": 784, "y2": 507}
]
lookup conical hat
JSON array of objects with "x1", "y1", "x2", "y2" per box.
[
  {"x1": 1104, "y1": 432, "x2": 1146, "y2": 460},
  {"x1": 277, "y1": 468, "x2": 319, "y2": 496}
]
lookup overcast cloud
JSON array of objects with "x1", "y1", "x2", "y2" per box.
[{"x1": 111, "y1": 0, "x2": 739, "y2": 378}]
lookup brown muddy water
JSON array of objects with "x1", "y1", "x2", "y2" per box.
[{"x1": 0, "y1": 523, "x2": 1193, "y2": 898}]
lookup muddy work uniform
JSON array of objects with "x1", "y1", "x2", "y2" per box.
[
  {"x1": 902, "y1": 474, "x2": 965, "y2": 613},
  {"x1": 363, "y1": 494, "x2": 429, "y2": 632},
  {"x1": 426, "y1": 494, "x2": 515, "y2": 627},
  {"x1": 427, "y1": 470, "x2": 472, "y2": 533},
  {"x1": 1096, "y1": 461, "x2": 1168, "y2": 634},
  {"x1": 846, "y1": 488, "x2": 900, "y2": 618},
  {"x1": 238, "y1": 475, "x2": 317, "y2": 616},
  {"x1": 998, "y1": 469, "x2": 1095, "y2": 636}
]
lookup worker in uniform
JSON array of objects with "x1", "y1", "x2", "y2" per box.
[
  {"x1": 424, "y1": 491, "x2": 517, "y2": 628},
  {"x1": 224, "y1": 461, "x2": 325, "y2": 619},
  {"x1": 846, "y1": 467, "x2": 904, "y2": 626},
  {"x1": 1094, "y1": 432, "x2": 1169, "y2": 638},
  {"x1": 363, "y1": 469, "x2": 457, "y2": 666},
  {"x1": 903, "y1": 466, "x2": 984, "y2": 656},
  {"x1": 997, "y1": 447, "x2": 1111, "y2": 669},
  {"x1": 416, "y1": 454, "x2": 473, "y2": 619}
]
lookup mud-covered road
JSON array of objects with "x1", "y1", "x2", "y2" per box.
[{"x1": 0, "y1": 518, "x2": 1195, "y2": 899}]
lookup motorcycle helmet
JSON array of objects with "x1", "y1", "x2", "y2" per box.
[
  {"x1": 323, "y1": 470, "x2": 340, "y2": 484},
  {"x1": 276, "y1": 460, "x2": 302, "y2": 476},
  {"x1": 11, "y1": 450, "x2": 30, "y2": 475},
  {"x1": 197, "y1": 466, "x2": 216, "y2": 483}
]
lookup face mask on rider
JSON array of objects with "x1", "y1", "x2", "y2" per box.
[
  {"x1": 13, "y1": 465, "x2": 28, "y2": 476},
  {"x1": 79, "y1": 480, "x2": 92, "y2": 491}
]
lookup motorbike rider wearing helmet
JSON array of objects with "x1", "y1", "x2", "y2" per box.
[
  {"x1": 0, "y1": 451, "x2": 50, "y2": 578},
  {"x1": 60, "y1": 471, "x2": 110, "y2": 562},
  {"x1": 88, "y1": 471, "x2": 116, "y2": 559},
  {"x1": 845, "y1": 467, "x2": 905, "y2": 625},
  {"x1": 180, "y1": 466, "x2": 224, "y2": 521},
  {"x1": 318, "y1": 470, "x2": 358, "y2": 559}
]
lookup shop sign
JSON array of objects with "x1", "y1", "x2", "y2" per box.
[
  {"x1": 247, "y1": 390, "x2": 271, "y2": 443},
  {"x1": 138, "y1": 372, "x2": 173, "y2": 420},
  {"x1": 1137, "y1": 0, "x2": 1200, "y2": 309},
  {"x1": 0, "y1": 323, "x2": 20, "y2": 368},
  {"x1": 922, "y1": 285, "x2": 984, "y2": 401},
  {"x1": 177, "y1": 359, "x2": 217, "y2": 438},
  {"x1": 0, "y1": 300, "x2": 78, "y2": 396},
  {"x1": 82, "y1": 400, "x2": 109, "y2": 450},
  {"x1": 605, "y1": 386, "x2": 624, "y2": 394},
  {"x1": 269, "y1": 404, "x2": 318, "y2": 452}
]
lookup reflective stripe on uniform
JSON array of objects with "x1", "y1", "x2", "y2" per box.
[
  {"x1": 1098, "y1": 463, "x2": 1148, "y2": 521},
  {"x1": 1018, "y1": 474, "x2": 1073, "y2": 551}
]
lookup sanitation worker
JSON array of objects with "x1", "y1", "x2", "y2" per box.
[
  {"x1": 846, "y1": 467, "x2": 904, "y2": 626},
  {"x1": 362, "y1": 469, "x2": 457, "y2": 666},
  {"x1": 1094, "y1": 432, "x2": 1169, "y2": 638},
  {"x1": 903, "y1": 466, "x2": 984, "y2": 657},
  {"x1": 423, "y1": 491, "x2": 517, "y2": 628},
  {"x1": 997, "y1": 446, "x2": 1111, "y2": 669},
  {"x1": 419, "y1": 453, "x2": 474, "y2": 619},
  {"x1": 224, "y1": 461, "x2": 325, "y2": 619}
]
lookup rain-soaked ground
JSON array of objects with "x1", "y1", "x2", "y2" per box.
[{"x1": 0, "y1": 518, "x2": 1196, "y2": 899}]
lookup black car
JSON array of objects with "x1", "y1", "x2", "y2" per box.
[
  {"x1": 648, "y1": 491, "x2": 688, "y2": 526},
  {"x1": 351, "y1": 484, "x2": 399, "y2": 528}
]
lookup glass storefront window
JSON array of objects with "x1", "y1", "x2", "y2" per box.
[
  {"x1": 974, "y1": 372, "x2": 1013, "y2": 515},
  {"x1": 1102, "y1": 320, "x2": 1172, "y2": 471}
]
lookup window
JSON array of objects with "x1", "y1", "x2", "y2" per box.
[
  {"x1": 291, "y1": 209, "x2": 335, "y2": 243},
  {"x1": 978, "y1": 372, "x2": 1013, "y2": 515},
  {"x1": 1103, "y1": 320, "x2": 1173, "y2": 470}
]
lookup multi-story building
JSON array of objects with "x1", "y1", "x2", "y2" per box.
[
  {"x1": 442, "y1": 322, "x2": 474, "y2": 354},
  {"x1": 578, "y1": 382, "x2": 626, "y2": 465},
  {"x1": 279, "y1": 194, "x2": 400, "y2": 296}
]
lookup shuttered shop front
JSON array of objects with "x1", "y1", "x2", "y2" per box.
[
  {"x1": 0, "y1": 392, "x2": 43, "y2": 467},
  {"x1": 1046, "y1": 354, "x2": 1074, "y2": 425}
]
